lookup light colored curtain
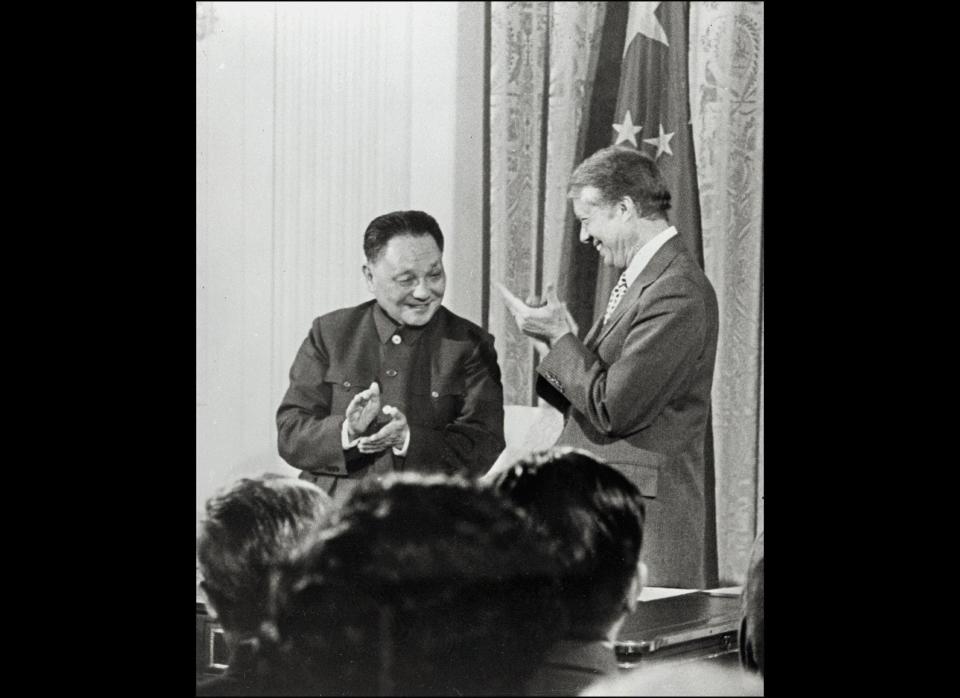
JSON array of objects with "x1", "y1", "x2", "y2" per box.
[
  {"x1": 690, "y1": 0, "x2": 764, "y2": 584},
  {"x1": 488, "y1": 1, "x2": 607, "y2": 406}
]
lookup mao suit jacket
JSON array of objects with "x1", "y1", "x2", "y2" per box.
[
  {"x1": 277, "y1": 301, "x2": 505, "y2": 499},
  {"x1": 537, "y1": 235, "x2": 719, "y2": 588}
]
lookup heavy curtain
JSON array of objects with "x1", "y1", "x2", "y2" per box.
[
  {"x1": 488, "y1": 1, "x2": 607, "y2": 406},
  {"x1": 690, "y1": 1, "x2": 764, "y2": 584}
]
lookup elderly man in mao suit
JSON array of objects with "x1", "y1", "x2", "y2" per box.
[
  {"x1": 278, "y1": 210, "x2": 505, "y2": 503},
  {"x1": 499, "y1": 146, "x2": 719, "y2": 588}
]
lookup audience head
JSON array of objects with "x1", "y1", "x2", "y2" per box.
[
  {"x1": 258, "y1": 472, "x2": 567, "y2": 696},
  {"x1": 739, "y1": 531, "x2": 764, "y2": 677},
  {"x1": 197, "y1": 474, "x2": 333, "y2": 648},
  {"x1": 362, "y1": 210, "x2": 446, "y2": 326},
  {"x1": 491, "y1": 447, "x2": 646, "y2": 639}
]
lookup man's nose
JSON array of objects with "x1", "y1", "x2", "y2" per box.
[
  {"x1": 412, "y1": 279, "x2": 431, "y2": 299},
  {"x1": 579, "y1": 227, "x2": 591, "y2": 244}
]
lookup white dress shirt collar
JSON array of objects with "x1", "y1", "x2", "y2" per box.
[{"x1": 623, "y1": 225, "x2": 677, "y2": 287}]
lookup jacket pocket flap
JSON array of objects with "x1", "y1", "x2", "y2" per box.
[{"x1": 322, "y1": 369, "x2": 373, "y2": 391}]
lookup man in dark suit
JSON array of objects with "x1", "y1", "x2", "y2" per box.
[
  {"x1": 277, "y1": 210, "x2": 505, "y2": 502},
  {"x1": 499, "y1": 146, "x2": 719, "y2": 588}
]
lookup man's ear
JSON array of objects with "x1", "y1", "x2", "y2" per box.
[
  {"x1": 362, "y1": 263, "x2": 375, "y2": 292},
  {"x1": 625, "y1": 561, "x2": 647, "y2": 615},
  {"x1": 619, "y1": 195, "x2": 638, "y2": 220}
]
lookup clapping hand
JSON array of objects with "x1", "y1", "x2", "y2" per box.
[
  {"x1": 345, "y1": 381, "x2": 381, "y2": 441},
  {"x1": 357, "y1": 405, "x2": 409, "y2": 453},
  {"x1": 496, "y1": 282, "x2": 578, "y2": 357}
]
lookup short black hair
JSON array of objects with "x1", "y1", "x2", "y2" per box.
[
  {"x1": 492, "y1": 447, "x2": 645, "y2": 634},
  {"x1": 197, "y1": 474, "x2": 333, "y2": 637},
  {"x1": 363, "y1": 210, "x2": 445, "y2": 263},
  {"x1": 568, "y1": 145, "x2": 671, "y2": 220},
  {"x1": 257, "y1": 472, "x2": 566, "y2": 696}
]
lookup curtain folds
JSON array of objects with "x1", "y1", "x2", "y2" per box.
[
  {"x1": 488, "y1": 1, "x2": 607, "y2": 406},
  {"x1": 690, "y1": 0, "x2": 764, "y2": 584}
]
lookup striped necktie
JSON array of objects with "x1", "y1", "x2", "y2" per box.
[{"x1": 602, "y1": 272, "x2": 629, "y2": 325}]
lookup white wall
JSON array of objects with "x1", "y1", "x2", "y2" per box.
[{"x1": 196, "y1": 1, "x2": 485, "y2": 514}]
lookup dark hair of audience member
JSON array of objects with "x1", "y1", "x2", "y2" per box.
[
  {"x1": 197, "y1": 474, "x2": 334, "y2": 640},
  {"x1": 739, "y1": 531, "x2": 764, "y2": 677},
  {"x1": 491, "y1": 447, "x2": 646, "y2": 636},
  {"x1": 255, "y1": 472, "x2": 568, "y2": 696},
  {"x1": 363, "y1": 209, "x2": 445, "y2": 263}
]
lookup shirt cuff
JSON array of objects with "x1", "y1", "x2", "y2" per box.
[
  {"x1": 392, "y1": 427, "x2": 411, "y2": 456},
  {"x1": 341, "y1": 419, "x2": 361, "y2": 450}
]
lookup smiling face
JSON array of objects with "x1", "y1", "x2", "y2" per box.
[
  {"x1": 573, "y1": 186, "x2": 637, "y2": 269},
  {"x1": 363, "y1": 233, "x2": 445, "y2": 326}
]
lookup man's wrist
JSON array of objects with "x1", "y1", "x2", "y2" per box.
[
  {"x1": 392, "y1": 426, "x2": 411, "y2": 456},
  {"x1": 549, "y1": 329, "x2": 570, "y2": 346},
  {"x1": 341, "y1": 419, "x2": 361, "y2": 449}
]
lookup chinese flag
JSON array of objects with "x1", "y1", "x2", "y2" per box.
[{"x1": 596, "y1": 1, "x2": 704, "y2": 311}]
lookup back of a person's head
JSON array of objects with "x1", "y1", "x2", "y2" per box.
[
  {"x1": 197, "y1": 474, "x2": 333, "y2": 638},
  {"x1": 740, "y1": 531, "x2": 764, "y2": 677},
  {"x1": 259, "y1": 472, "x2": 567, "y2": 696},
  {"x1": 491, "y1": 447, "x2": 645, "y2": 634}
]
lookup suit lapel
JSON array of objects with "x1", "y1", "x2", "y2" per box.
[
  {"x1": 583, "y1": 315, "x2": 606, "y2": 349},
  {"x1": 591, "y1": 236, "x2": 684, "y2": 347}
]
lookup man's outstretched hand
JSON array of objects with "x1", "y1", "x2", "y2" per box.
[{"x1": 496, "y1": 282, "x2": 578, "y2": 357}]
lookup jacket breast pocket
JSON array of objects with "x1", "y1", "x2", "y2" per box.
[
  {"x1": 322, "y1": 371, "x2": 369, "y2": 417},
  {"x1": 415, "y1": 377, "x2": 465, "y2": 428}
]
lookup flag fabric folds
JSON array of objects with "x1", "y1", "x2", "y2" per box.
[{"x1": 611, "y1": 1, "x2": 703, "y2": 268}]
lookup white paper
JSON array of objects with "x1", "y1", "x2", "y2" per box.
[{"x1": 637, "y1": 586, "x2": 700, "y2": 602}]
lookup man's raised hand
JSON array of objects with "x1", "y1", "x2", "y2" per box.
[
  {"x1": 357, "y1": 405, "x2": 409, "y2": 454},
  {"x1": 345, "y1": 381, "x2": 381, "y2": 441}
]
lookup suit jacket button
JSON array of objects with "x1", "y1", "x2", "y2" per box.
[
  {"x1": 343, "y1": 380, "x2": 351, "y2": 388},
  {"x1": 431, "y1": 390, "x2": 439, "y2": 398},
  {"x1": 385, "y1": 369, "x2": 398, "y2": 377},
  {"x1": 391, "y1": 334, "x2": 402, "y2": 345}
]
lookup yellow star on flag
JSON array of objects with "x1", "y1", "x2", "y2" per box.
[
  {"x1": 612, "y1": 110, "x2": 642, "y2": 147},
  {"x1": 643, "y1": 122, "x2": 675, "y2": 158}
]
